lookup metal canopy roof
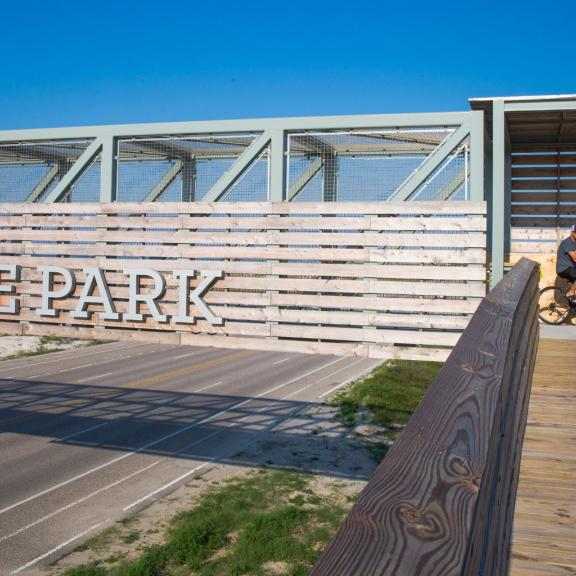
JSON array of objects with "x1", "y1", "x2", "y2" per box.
[{"x1": 469, "y1": 95, "x2": 576, "y2": 148}]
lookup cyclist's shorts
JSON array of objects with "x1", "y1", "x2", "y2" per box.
[{"x1": 558, "y1": 266, "x2": 576, "y2": 282}]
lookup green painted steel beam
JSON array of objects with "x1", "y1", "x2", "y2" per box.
[
  {"x1": 144, "y1": 160, "x2": 183, "y2": 202},
  {"x1": 100, "y1": 136, "x2": 118, "y2": 202},
  {"x1": 26, "y1": 164, "x2": 60, "y2": 203},
  {"x1": 0, "y1": 112, "x2": 475, "y2": 143},
  {"x1": 202, "y1": 132, "x2": 271, "y2": 202},
  {"x1": 388, "y1": 124, "x2": 470, "y2": 201},
  {"x1": 288, "y1": 157, "x2": 323, "y2": 201},
  {"x1": 42, "y1": 138, "x2": 103, "y2": 203},
  {"x1": 468, "y1": 111, "x2": 485, "y2": 202},
  {"x1": 269, "y1": 130, "x2": 287, "y2": 201},
  {"x1": 434, "y1": 168, "x2": 466, "y2": 201},
  {"x1": 491, "y1": 99, "x2": 506, "y2": 287}
]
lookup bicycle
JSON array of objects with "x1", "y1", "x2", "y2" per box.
[{"x1": 538, "y1": 282, "x2": 576, "y2": 325}]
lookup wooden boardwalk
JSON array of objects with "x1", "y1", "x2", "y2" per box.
[{"x1": 510, "y1": 338, "x2": 576, "y2": 576}]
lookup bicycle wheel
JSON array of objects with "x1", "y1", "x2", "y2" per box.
[{"x1": 538, "y1": 287, "x2": 571, "y2": 325}]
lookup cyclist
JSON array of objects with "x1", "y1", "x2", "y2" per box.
[{"x1": 557, "y1": 224, "x2": 576, "y2": 300}]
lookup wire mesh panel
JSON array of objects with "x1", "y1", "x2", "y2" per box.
[
  {"x1": 410, "y1": 139, "x2": 469, "y2": 201},
  {"x1": 0, "y1": 139, "x2": 96, "y2": 203},
  {"x1": 117, "y1": 134, "x2": 268, "y2": 202},
  {"x1": 287, "y1": 128, "x2": 461, "y2": 202},
  {"x1": 62, "y1": 158, "x2": 101, "y2": 203}
]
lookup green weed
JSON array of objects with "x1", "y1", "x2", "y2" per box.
[
  {"x1": 332, "y1": 359, "x2": 441, "y2": 428},
  {"x1": 331, "y1": 359, "x2": 441, "y2": 463},
  {"x1": 64, "y1": 470, "x2": 349, "y2": 576}
]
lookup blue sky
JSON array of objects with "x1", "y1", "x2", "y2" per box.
[{"x1": 0, "y1": 0, "x2": 574, "y2": 129}]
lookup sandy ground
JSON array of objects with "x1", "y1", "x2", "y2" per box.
[
  {"x1": 36, "y1": 402, "x2": 383, "y2": 575},
  {"x1": 0, "y1": 336, "x2": 90, "y2": 360}
]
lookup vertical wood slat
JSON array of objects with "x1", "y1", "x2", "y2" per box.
[
  {"x1": 311, "y1": 259, "x2": 540, "y2": 576},
  {"x1": 0, "y1": 201, "x2": 487, "y2": 360}
]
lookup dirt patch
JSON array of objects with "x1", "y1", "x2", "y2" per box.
[
  {"x1": 262, "y1": 561, "x2": 290, "y2": 575},
  {"x1": 0, "y1": 335, "x2": 90, "y2": 360}
]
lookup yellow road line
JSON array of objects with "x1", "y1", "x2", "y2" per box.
[
  {"x1": 123, "y1": 349, "x2": 257, "y2": 389},
  {"x1": 0, "y1": 349, "x2": 258, "y2": 427}
]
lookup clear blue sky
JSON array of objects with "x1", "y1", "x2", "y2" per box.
[{"x1": 1, "y1": 0, "x2": 574, "y2": 129}]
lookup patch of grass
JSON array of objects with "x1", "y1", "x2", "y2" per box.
[
  {"x1": 105, "y1": 553, "x2": 124, "y2": 565},
  {"x1": 121, "y1": 531, "x2": 140, "y2": 544},
  {"x1": 62, "y1": 564, "x2": 106, "y2": 576},
  {"x1": 332, "y1": 359, "x2": 442, "y2": 428},
  {"x1": 76, "y1": 526, "x2": 121, "y2": 553},
  {"x1": 64, "y1": 470, "x2": 350, "y2": 576},
  {"x1": 118, "y1": 516, "x2": 136, "y2": 527},
  {"x1": 332, "y1": 359, "x2": 442, "y2": 463},
  {"x1": 86, "y1": 339, "x2": 113, "y2": 346},
  {"x1": 39, "y1": 335, "x2": 68, "y2": 345}
]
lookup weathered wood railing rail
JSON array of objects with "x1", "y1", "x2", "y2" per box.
[{"x1": 312, "y1": 258, "x2": 540, "y2": 576}]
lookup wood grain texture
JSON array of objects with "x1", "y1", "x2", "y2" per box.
[
  {"x1": 0, "y1": 201, "x2": 487, "y2": 215},
  {"x1": 508, "y1": 339, "x2": 576, "y2": 576},
  {"x1": 311, "y1": 259, "x2": 540, "y2": 575},
  {"x1": 0, "y1": 201, "x2": 486, "y2": 360},
  {"x1": 0, "y1": 214, "x2": 487, "y2": 231}
]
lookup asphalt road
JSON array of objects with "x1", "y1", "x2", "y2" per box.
[{"x1": 0, "y1": 341, "x2": 379, "y2": 574}]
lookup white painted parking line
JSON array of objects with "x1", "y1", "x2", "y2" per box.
[
  {"x1": 123, "y1": 461, "x2": 212, "y2": 511},
  {"x1": 76, "y1": 372, "x2": 115, "y2": 383},
  {"x1": 3, "y1": 355, "x2": 353, "y2": 565},
  {"x1": 10, "y1": 520, "x2": 106, "y2": 574},
  {"x1": 272, "y1": 357, "x2": 293, "y2": 366},
  {"x1": 284, "y1": 358, "x2": 366, "y2": 400},
  {"x1": 25, "y1": 348, "x2": 167, "y2": 380},
  {"x1": 122, "y1": 357, "x2": 350, "y2": 511},
  {"x1": 172, "y1": 349, "x2": 214, "y2": 360},
  {"x1": 55, "y1": 422, "x2": 111, "y2": 442},
  {"x1": 195, "y1": 381, "x2": 224, "y2": 393},
  {"x1": 30, "y1": 363, "x2": 97, "y2": 379},
  {"x1": 1, "y1": 461, "x2": 159, "y2": 544},
  {"x1": 3, "y1": 360, "x2": 342, "y2": 536},
  {"x1": 0, "y1": 342, "x2": 144, "y2": 373},
  {"x1": 0, "y1": 357, "x2": 344, "y2": 516},
  {"x1": 318, "y1": 361, "x2": 380, "y2": 399}
]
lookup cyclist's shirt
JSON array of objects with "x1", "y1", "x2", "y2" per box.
[{"x1": 557, "y1": 236, "x2": 576, "y2": 274}]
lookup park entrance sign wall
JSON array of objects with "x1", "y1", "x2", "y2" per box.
[{"x1": 0, "y1": 201, "x2": 486, "y2": 361}]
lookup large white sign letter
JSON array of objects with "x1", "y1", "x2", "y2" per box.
[
  {"x1": 0, "y1": 264, "x2": 21, "y2": 314},
  {"x1": 37, "y1": 266, "x2": 76, "y2": 317},
  {"x1": 174, "y1": 269, "x2": 223, "y2": 325},
  {"x1": 71, "y1": 267, "x2": 120, "y2": 321},
  {"x1": 123, "y1": 269, "x2": 167, "y2": 323}
]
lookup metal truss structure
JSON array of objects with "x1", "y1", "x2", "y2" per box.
[{"x1": 0, "y1": 112, "x2": 484, "y2": 205}]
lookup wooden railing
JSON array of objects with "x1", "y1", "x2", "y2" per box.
[{"x1": 312, "y1": 258, "x2": 540, "y2": 576}]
